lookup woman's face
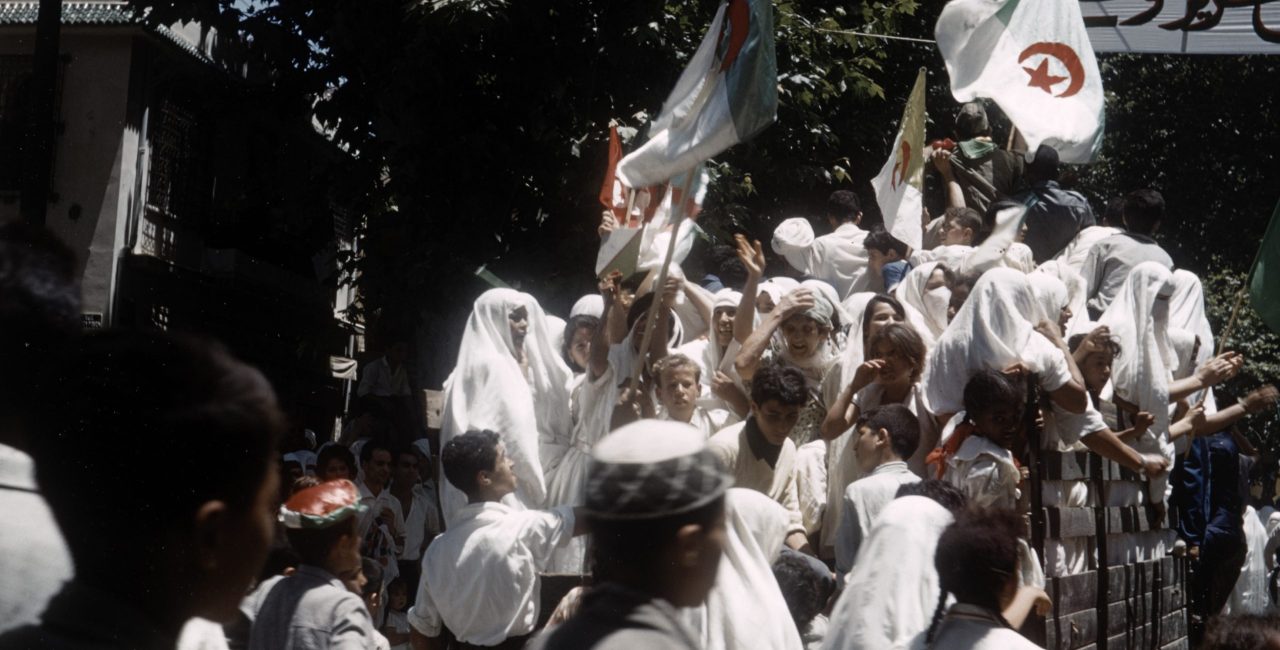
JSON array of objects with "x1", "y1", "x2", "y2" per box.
[
  {"x1": 781, "y1": 314, "x2": 825, "y2": 359},
  {"x1": 865, "y1": 302, "x2": 904, "y2": 343},
  {"x1": 1081, "y1": 349, "x2": 1113, "y2": 392},
  {"x1": 568, "y1": 325, "x2": 593, "y2": 370},
  {"x1": 713, "y1": 307, "x2": 736, "y2": 348},
  {"x1": 508, "y1": 306, "x2": 529, "y2": 348},
  {"x1": 870, "y1": 339, "x2": 914, "y2": 386},
  {"x1": 947, "y1": 285, "x2": 971, "y2": 323}
]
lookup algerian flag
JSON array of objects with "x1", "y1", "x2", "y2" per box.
[
  {"x1": 615, "y1": 0, "x2": 776, "y2": 188},
  {"x1": 871, "y1": 69, "x2": 927, "y2": 251},
  {"x1": 936, "y1": 0, "x2": 1104, "y2": 163},
  {"x1": 1249, "y1": 199, "x2": 1280, "y2": 334}
]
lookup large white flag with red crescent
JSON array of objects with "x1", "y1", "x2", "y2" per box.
[
  {"x1": 871, "y1": 69, "x2": 927, "y2": 252},
  {"x1": 936, "y1": 0, "x2": 1104, "y2": 163}
]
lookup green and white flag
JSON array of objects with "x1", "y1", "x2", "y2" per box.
[
  {"x1": 871, "y1": 69, "x2": 927, "y2": 251},
  {"x1": 936, "y1": 0, "x2": 1104, "y2": 163},
  {"x1": 1249, "y1": 199, "x2": 1280, "y2": 334},
  {"x1": 616, "y1": 0, "x2": 777, "y2": 188}
]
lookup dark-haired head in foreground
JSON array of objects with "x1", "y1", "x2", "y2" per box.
[{"x1": 2, "y1": 331, "x2": 284, "y2": 646}]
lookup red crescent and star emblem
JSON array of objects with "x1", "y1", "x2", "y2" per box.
[
  {"x1": 718, "y1": 0, "x2": 750, "y2": 72},
  {"x1": 891, "y1": 139, "x2": 911, "y2": 190},
  {"x1": 1017, "y1": 42, "x2": 1085, "y2": 98}
]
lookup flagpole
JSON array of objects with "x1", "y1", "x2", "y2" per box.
[
  {"x1": 629, "y1": 171, "x2": 698, "y2": 385},
  {"x1": 624, "y1": 187, "x2": 638, "y2": 227}
]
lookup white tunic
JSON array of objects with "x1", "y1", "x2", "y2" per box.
[
  {"x1": 708, "y1": 422, "x2": 805, "y2": 535},
  {"x1": 835, "y1": 461, "x2": 921, "y2": 574}
]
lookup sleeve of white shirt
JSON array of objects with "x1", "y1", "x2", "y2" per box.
[
  {"x1": 521, "y1": 505, "x2": 577, "y2": 568},
  {"x1": 407, "y1": 564, "x2": 443, "y2": 637},
  {"x1": 1052, "y1": 402, "x2": 1108, "y2": 448},
  {"x1": 779, "y1": 472, "x2": 806, "y2": 537},
  {"x1": 962, "y1": 456, "x2": 1018, "y2": 511},
  {"x1": 329, "y1": 593, "x2": 378, "y2": 649},
  {"x1": 834, "y1": 488, "x2": 860, "y2": 575},
  {"x1": 1080, "y1": 242, "x2": 1105, "y2": 304},
  {"x1": 1034, "y1": 343, "x2": 1074, "y2": 394}
]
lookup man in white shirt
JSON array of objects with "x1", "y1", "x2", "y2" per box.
[
  {"x1": 408, "y1": 430, "x2": 586, "y2": 649},
  {"x1": 834, "y1": 405, "x2": 922, "y2": 574},
  {"x1": 356, "y1": 438, "x2": 407, "y2": 557},
  {"x1": 389, "y1": 444, "x2": 441, "y2": 563},
  {"x1": 771, "y1": 191, "x2": 871, "y2": 299}
]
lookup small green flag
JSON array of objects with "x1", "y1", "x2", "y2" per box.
[{"x1": 1249, "y1": 199, "x2": 1280, "y2": 334}]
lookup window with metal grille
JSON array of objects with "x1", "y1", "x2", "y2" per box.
[{"x1": 146, "y1": 97, "x2": 208, "y2": 223}]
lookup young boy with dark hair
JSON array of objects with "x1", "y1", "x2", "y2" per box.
[
  {"x1": 0, "y1": 331, "x2": 285, "y2": 649},
  {"x1": 709, "y1": 364, "x2": 811, "y2": 551},
  {"x1": 653, "y1": 353, "x2": 734, "y2": 437},
  {"x1": 529, "y1": 419, "x2": 734, "y2": 649},
  {"x1": 241, "y1": 479, "x2": 375, "y2": 649},
  {"x1": 834, "y1": 404, "x2": 923, "y2": 573},
  {"x1": 409, "y1": 430, "x2": 586, "y2": 649},
  {"x1": 864, "y1": 228, "x2": 913, "y2": 293}
]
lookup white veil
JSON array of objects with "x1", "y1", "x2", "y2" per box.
[
  {"x1": 895, "y1": 262, "x2": 950, "y2": 341},
  {"x1": 921, "y1": 268, "x2": 1055, "y2": 415},
  {"x1": 439, "y1": 289, "x2": 573, "y2": 523},
  {"x1": 822, "y1": 496, "x2": 955, "y2": 650},
  {"x1": 686, "y1": 488, "x2": 803, "y2": 650},
  {"x1": 1168, "y1": 269, "x2": 1217, "y2": 411}
]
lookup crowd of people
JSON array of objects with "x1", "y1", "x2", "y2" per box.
[{"x1": 2, "y1": 100, "x2": 1280, "y2": 649}]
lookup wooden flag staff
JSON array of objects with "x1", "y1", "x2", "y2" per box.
[{"x1": 628, "y1": 171, "x2": 698, "y2": 385}]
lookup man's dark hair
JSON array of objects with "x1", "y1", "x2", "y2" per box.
[
  {"x1": 962, "y1": 369, "x2": 1025, "y2": 421},
  {"x1": 933, "y1": 508, "x2": 1023, "y2": 617},
  {"x1": 867, "y1": 323, "x2": 927, "y2": 383},
  {"x1": 896, "y1": 479, "x2": 968, "y2": 514},
  {"x1": 772, "y1": 549, "x2": 833, "y2": 631},
  {"x1": 1102, "y1": 195, "x2": 1126, "y2": 228},
  {"x1": 561, "y1": 314, "x2": 600, "y2": 373},
  {"x1": 750, "y1": 364, "x2": 808, "y2": 407},
  {"x1": 826, "y1": 190, "x2": 861, "y2": 222},
  {"x1": 360, "y1": 557, "x2": 383, "y2": 598},
  {"x1": 31, "y1": 331, "x2": 285, "y2": 581},
  {"x1": 589, "y1": 495, "x2": 725, "y2": 583},
  {"x1": 857, "y1": 404, "x2": 921, "y2": 461},
  {"x1": 1025, "y1": 144, "x2": 1060, "y2": 183},
  {"x1": 1123, "y1": 189, "x2": 1165, "y2": 235},
  {"x1": 626, "y1": 292, "x2": 675, "y2": 340},
  {"x1": 441, "y1": 429, "x2": 501, "y2": 495},
  {"x1": 1202, "y1": 613, "x2": 1280, "y2": 649},
  {"x1": 317, "y1": 444, "x2": 357, "y2": 476},
  {"x1": 943, "y1": 207, "x2": 983, "y2": 237},
  {"x1": 0, "y1": 223, "x2": 80, "y2": 424},
  {"x1": 360, "y1": 435, "x2": 396, "y2": 466},
  {"x1": 864, "y1": 228, "x2": 909, "y2": 258}
]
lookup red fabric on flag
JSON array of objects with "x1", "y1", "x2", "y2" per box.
[{"x1": 599, "y1": 126, "x2": 626, "y2": 221}]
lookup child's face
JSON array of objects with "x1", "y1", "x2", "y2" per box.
[
  {"x1": 864, "y1": 303, "x2": 904, "y2": 343},
  {"x1": 389, "y1": 584, "x2": 408, "y2": 611},
  {"x1": 752, "y1": 399, "x2": 802, "y2": 445},
  {"x1": 713, "y1": 307, "x2": 736, "y2": 347},
  {"x1": 854, "y1": 425, "x2": 887, "y2": 474},
  {"x1": 568, "y1": 326, "x2": 593, "y2": 370},
  {"x1": 870, "y1": 340, "x2": 914, "y2": 387},
  {"x1": 942, "y1": 220, "x2": 972, "y2": 246},
  {"x1": 972, "y1": 405, "x2": 1021, "y2": 449},
  {"x1": 320, "y1": 458, "x2": 351, "y2": 482},
  {"x1": 658, "y1": 366, "x2": 701, "y2": 420},
  {"x1": 1081, "y1": 350, "x2": 1114, "y2": 392}
]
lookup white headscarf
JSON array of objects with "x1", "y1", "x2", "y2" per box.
[
  {"x1": 922, "y1": 268, "x2": 1059, "y2": 415},
  {"x1": 802, "y1": 279, "x2": 853, "y2": 333},
  {"x1": 895, "y1": 262, "x2": 951, "y2": 341},
  {"x1": 570, "y1": 294, "x2": 604, "y2": 319},
  {"x1": 1036, "y1": 260, "x2": 1090, "y2": 338},
  {"x1": 1027, "y1": 272, "x2": 1069, "y2": 331},
  {"x1": 777, "y1": 288, "x2": 841, "y2": 391},
  {"x1": 771, "y1": 276, "x2": 802, "y2": 293},
  {"x1": 822, "y1": 496, "x2": 954, "y2": 650},
  {"x1": 773, "y1": 218, "x2": 817, "y2": 273},
  {"x1": 1168, "y1": 328, "x2": 1198, "y2": 380},
  {"x1": 547, "y1": 314, "x2": 568, "y2": 359},
  {"x1": 439, "y1": 289, "x2": 573, "y2": 522},
  {"x1": 1228, "y1": 505, "x2": 1271, "y2": 615},
  {"x1": 1096, "y1": 261, "x2": 1175, "y2": 460},
  {"x1": 687, "y1": 488, "x2": 803, "y2": 650},
  {"x1": 1168, "y1": 270, "x2": 1217, "y2": 410}
]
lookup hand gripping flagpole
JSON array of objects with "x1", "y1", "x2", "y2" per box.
[{"x1": 629, "y1": 171, "x2": 698, "y2": 386}]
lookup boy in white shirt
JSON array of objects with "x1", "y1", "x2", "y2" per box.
[
  {"x1": 408, "y1": 430, "x2": 586, "y2": 649},
  {"x1": 654, "y1": 354, "x2": 736, "y2": 438},
  {"x1": 834, "y1": 405, "x2": 922, "y2": 573}
]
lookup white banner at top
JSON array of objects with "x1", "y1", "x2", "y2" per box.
[{"x1": 1082, "y1": 0, "x2": 1280, "y2": 53}]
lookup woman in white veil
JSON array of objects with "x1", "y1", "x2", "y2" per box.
[
  {"x1": 921, "y1": 268, "x2": 1087, "y2": 422},
  {"x1": 822, "y1": 495, "x2": 955, "y2": 650},
  {"x1": 438, "y1": 288, "x2": 573, "y2": 523},
  {"x1": 1168, "y1": 269, "x2": 1217, "y2": 410},
  {"x1": 894, "y1": 262, "x2": 951, "y2": 341},
  {"x1": 685, "y1": 488, "x2": 804, "y2": 650}
]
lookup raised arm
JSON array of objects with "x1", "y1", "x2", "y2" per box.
[
  {"x1": 820, "y1": 359, "x2": 885, "y2": 441},
  {"x1": 931, "y1": 149, "x2": 967, "y2": 210},
  {"x1": 1195, "y1": 385, "x2": 1279, "y2": 439},
  {"x1": 1169, "y1": 351, "x2": 1244, "y2": 402},
  {"x1": 733, "y1": 234, "x2": 765, "y2": 344},
  {"x1": 736, "y1": 289, "x2": 815, "y2": 382},
  {"x1": 590, "y1": 272, "x2": 621, "y2": 380}
]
